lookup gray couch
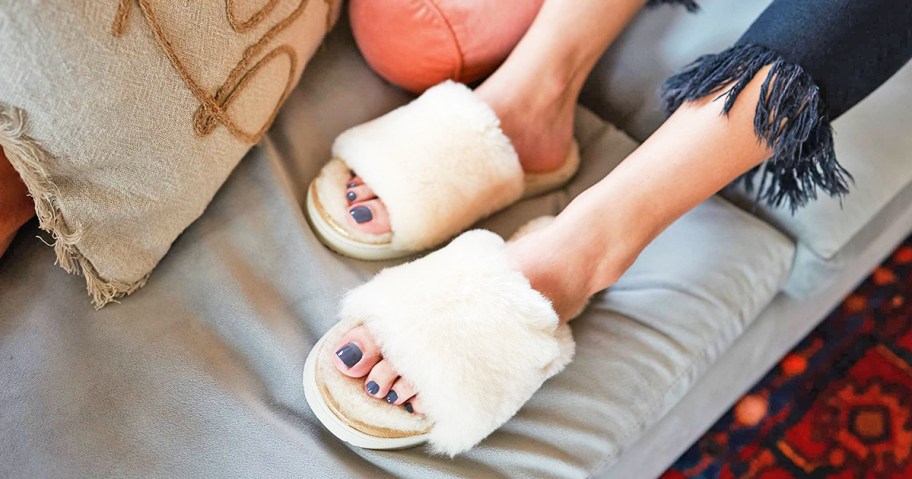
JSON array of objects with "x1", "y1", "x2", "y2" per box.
[{"x1": 1, "y1": 3, "x2": 909, "y2": 478}]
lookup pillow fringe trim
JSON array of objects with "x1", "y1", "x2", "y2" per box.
[{"x1": 0, "y1": 103, "x2": 147, "y2": 309}]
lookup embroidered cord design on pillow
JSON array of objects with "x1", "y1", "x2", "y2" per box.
[
  {"x1": 227, "y1": 0, "x2": 340, "y2": 33},
  {"x1": 225, "y1": 0, "x2": 284, "y2": 33},
  {"x1": 111, "y1": 0, "x2": 322, "y2": 144},
  {"x1": 0, "y1": 0, "x2": 335, "y2": 309}
]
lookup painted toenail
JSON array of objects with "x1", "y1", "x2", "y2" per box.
[
  {"x1": 350, "y1": 206, "x2": 372, "y2": 224},
  {"x1": 404, "y1": 402, "x2": 414, "y2": 414},
  {"x1": 385, "y1": 390, "x2": 398, "y2": 404},
  {"x1": 350, "y1": 171, "x2": 356, "y2": 179},
  {"x1": 346, "y1": 191, "x2": 357, "y2": 202},
  {"x1": 335, "y1": 343, "x2": 362, "y2": 368},
  {"x1": 347, "y1": 182, "x2": 358, "y2": 188},
  {"x1": 366, "y1": 381, "x2": 379, "y2": 395}
]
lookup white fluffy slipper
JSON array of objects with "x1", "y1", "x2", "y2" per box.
[
  {"x1": 303, "y1": 228, "x2": 575, "y2": 456},
  {"x1": 306, "y1": 80, "x2": 580, "y2": 260}
]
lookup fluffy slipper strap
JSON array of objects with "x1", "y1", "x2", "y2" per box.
[
  {"x1": 332, "y1": 81, "x2": 524, "y2": 251},
  {"x1": 340, "y1": 230, "x2": 575, "y2": 456}
]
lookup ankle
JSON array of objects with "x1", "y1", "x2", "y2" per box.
[
  {"x1": 507, "y1": 215, "x2": 635, "y2": 323},
  {"x1": 546, "y1": 188, "x2": 656, "y2": 296},
  {"x1": 476, "y1": 60, "x2": 577, "y2": 120},
  {"x1": 475, "y1": 68, "x2": 578, "y2": 174},
  {"x1": 507, "y1": 233, "x2": 586, "y2": 323}
]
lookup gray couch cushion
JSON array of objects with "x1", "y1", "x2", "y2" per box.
[
  {"x1": 2, "y1": 20, "x2": 796, "y2": 478},
  {"x1": 583, "y1": 0, "x2": 912, "y2": 298}
]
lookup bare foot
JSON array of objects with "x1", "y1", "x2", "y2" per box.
[{"x1": 342, "y1": 75, "x2": 578, "y2": 235}]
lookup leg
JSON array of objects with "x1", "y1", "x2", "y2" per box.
[
  {"x1": 514, "y1": 0, "x2": 912, "y2": 319},
  {"x1": 332, "y1": 0, "x2": 648, "y2": 413},
  {"x1": 0, "y1": 146, "x2": 34, "y2": 256},
  {"x1": 510, "y1": 68, "x2": 776, "y2": 320}
]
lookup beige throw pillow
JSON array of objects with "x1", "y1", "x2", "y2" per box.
[{"x1": 0, "y1": 0, "x2": 339, "y2": 308}]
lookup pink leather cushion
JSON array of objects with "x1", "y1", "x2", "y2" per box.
[{"x1": 349, "y1": 0, "x2": 544, "y2": 94}]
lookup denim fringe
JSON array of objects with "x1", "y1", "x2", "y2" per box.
[
  {"x1": 647, "y1": 0, "x2": 699, "y2": 13},
  {"x1": 661, "y1": 44, "x2": 852, "y2": 213}
]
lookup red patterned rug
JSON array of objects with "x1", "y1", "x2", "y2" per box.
[{"x1": 662, "y1": 236, "x2": 912, "y2": 479}]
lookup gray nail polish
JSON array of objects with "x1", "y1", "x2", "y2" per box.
[
  {"x1": 404, "y1": 402, "x2": 414, "y2": 414},
  {"x1": 366, "y1": 381, "x2": 379, "y2": 395},
  {"x1": 335, "y1": 343, "x2": 362, "y2": 368},
  {"x1": 350, "y1": 206, "x2": 372, "y2": 224},
  {"x1": 385, "y1": 390, "x2": 398, "y2": 404},
  {"x1": 346, "y1": 191, "x2": 357, "y2": 202},
  {"x1": 347, "y1": 182, "x2": 358, "y2": 188}
]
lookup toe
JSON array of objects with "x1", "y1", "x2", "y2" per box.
[
  {"x1": 332, "y1": 326, "x2": 381, "y2": 378},
  {"x1": 386, "y1": 377, "x2": 417, "y2": 406},
  {"x1": 345, "y1": 184, "x2": 377, "y2": 205},
  {"x1": 347, "y1": 199, "x2": 391, "y2": 235},
  {"x1": 404, "y1": 395, "x2": 424, "y2": 415},
  {"x1": 342, "y1": 174, "x2": 390, "y2": 234},
  {"x1": 346, "y1": 175, "x2": 363, "y2": 189},
  {"x1": 364, "y1": 359, "x2": 398, "y2": 399}
]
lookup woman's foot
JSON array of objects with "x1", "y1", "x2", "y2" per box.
[
  {"x1": 329, "y1": 213, "x2": 631, "y2": 412},
  {"x1": 342, "y1": 74, "x2": 578, "y2": 235}
]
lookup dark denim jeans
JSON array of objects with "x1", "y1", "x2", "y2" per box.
[
  {"x1": 739, "y1": 0, "x2": 912, "y2": 119},
  {"x1": 661, "y1": 0, "x2": 912, "y2": 211}
]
